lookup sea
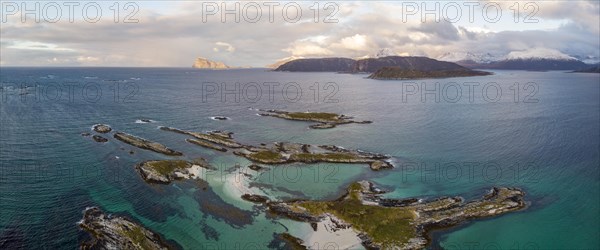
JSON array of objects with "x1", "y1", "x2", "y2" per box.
[{"x1": 0, "y1": 67, "x2": 598, "y2": 249}]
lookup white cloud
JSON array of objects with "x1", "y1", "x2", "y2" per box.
[
  {"x1": 335, "y1": 34, "x2": 369, "y2": 51},
  {"x1": 0, "y1": 1, "x2": 597, "y2": 66},
  {"x1": 214, "y1": 42, "x2": 235, "y2": 53},
  {"x1": 283, "y1": 42, "x2": 333, "y2": 57}
]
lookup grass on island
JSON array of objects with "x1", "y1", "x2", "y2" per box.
[
  {"x1": 248, "y1": 150, "x2": 284, "y2": 162},
  {"x1": 290, "y1": 153, "x2": 360, "y2": 162},
  {"x1": 285, "y1": 112, "x2": 340, "y2": 121},
  {"x1": 120, "y1": 225, "x2": 152, "y2": 249},
  {"x1": 296, "y1": 182, "x2": 417, "y2": 248},
  {"x1": 146, "y1": 160, "x2": 189, "y2": 176}
]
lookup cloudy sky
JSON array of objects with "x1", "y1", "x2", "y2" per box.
[{"x1": 1, "y1": 0, "x2": 598, "y2": 67}]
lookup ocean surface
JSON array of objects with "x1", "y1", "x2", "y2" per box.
[{"x1": 0, "y1": 67, "x2": 598, "y2": 249}]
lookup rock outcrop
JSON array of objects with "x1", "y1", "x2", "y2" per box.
[
  {"x1": 79, "y1": 207, "x2": 172, "y2": 250},
  {"x1": 135, "y1": 159, "x2": 214, "y2": 184},
  {"x1": 192, "y1": 57, "x2": 230, "y2": 69},
  {"x1": 93, "y1": 124, "x2": 112, "y2": 133},
  {"x1": 113, "y1": 132, "x2": 183, "y2": 156}
]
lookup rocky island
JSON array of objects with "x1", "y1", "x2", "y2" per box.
[
  {"x1": 135, "y1": 158, "x2": 215, "y2": 184},
  {"x1": 192, "y1": 57, "x2": 230, "y2": 69},
  {"x1": 159, "y1": 127, "x2": 243, "y2": 148},
  {"x1": 274, "y1": 57, "x2": 355, "y2": 72},
  {"x1": 159, "y1": 126, "x2": 393, "y2": 171},
  {"x1": 186, "y1": 138, "x2": 228, "y2": 152},
  {"x1": 79, "y1": 207, "x2": 173, "y2": 250},
  {"x1": 369, "y1": 67, "x2": 491, "y2": 80},
  {"x1": 275, "y1": 56, "x2": 492, "y2": 80},
  {"x1": 234, "y1": 143, "x2": 393, "y2": 171},
  {"x1": 113, "y1": 132, "x2": 183, "y2": 156},
  {"x1": 93, "y1": 124, "x2": 112, "y2": 133},
  {"x1": 258, "y1": 109, "x2": 372, "y2": 129},
  {"x1": 266, "y1": 181, "x2": 527, "y2": 249}
]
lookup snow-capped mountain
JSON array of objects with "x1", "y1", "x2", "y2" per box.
[
  {"x1": 571, "y1": 55, "x2": 600, "y2": 65},
  {"x1": 443, "y1": 48, "x2": 592, "y2": 71},
  {"x1": 437, "y1": 52, "x2": 499, "y2": 64},
  {"x1": 503, "y1": 48, "x2": 578, "y2": 61},
  {"x1": 356, "y1": 48, "x2": 399, "y2": 59}
]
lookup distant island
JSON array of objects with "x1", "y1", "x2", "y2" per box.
[
  {"x1": 274, "y1": 57, "x2": 356, "y2": 72},
  {"x1": 370, "y1": 67, "x2": 491, "y2": 80},
  {"x1": 192, "y1": 57, "x2": 230, "y2": 69},
  {"x1": 438, "y1": 50, "x2": 594, "y2": 71},
  {"x1": 274, "y1": 56, "x2": 491, "y2": 79},
  {"x1": 573, "y1": 65, "x2": 600, "y2": 73},
  {"x1": 456, "y1": 58, "x2": 590, "y2": 71}
]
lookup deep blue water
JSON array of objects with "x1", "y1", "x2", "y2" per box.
[{"x1": 0, "y1": 67, "x2": 598, "y2": 249}]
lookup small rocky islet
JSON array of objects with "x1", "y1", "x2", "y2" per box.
[
  {"x1": 79, "y1": 207, "x2": 173, "y2": 250},
  {"x1": 93, "y1": 124, "x2": 112, "y2": 133},
  {"x1": 114, "y1": 132, "x2": 183, "y2": 156},
  {"x1": 258, "y1": 109, "x2": 372, "y2": 129},
  {"x1": 135, "y1": 158, "x2": 215, "y2": 184}
]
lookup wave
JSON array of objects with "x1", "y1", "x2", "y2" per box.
[{"x1": 135, "y1": 119, "x2": 156, "y2": 124}]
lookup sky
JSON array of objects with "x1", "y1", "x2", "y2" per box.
[{"x1": 0, "y1": 0, "x2": 599, "y2": 67}]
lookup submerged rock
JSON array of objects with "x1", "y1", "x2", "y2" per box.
[
  {"x1": 79, "y1": 207, "x2": 172, "y2": 250},
  {"x1": 241, "y1": 194, "x2": 269, "y2": 203},
  {"x1": 92, "y1": 135, "x2": 108, "y2": 143},
  {"x1": 211, "y1": 116, "x2": 230, "y2": 121},
  {"x1": 272, "y1": 233, "x2": 307, "y2": 250},
  {"x1": 248, "y1": 164, "x2": 265, "y2": 171}
]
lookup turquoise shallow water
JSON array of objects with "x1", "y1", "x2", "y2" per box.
[{"x1": 0, "y1": 68, "x2": 598, "y2": 249}]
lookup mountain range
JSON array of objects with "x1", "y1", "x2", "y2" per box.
[{"x1": 436, "y1": 50, "x2": 594, "y2": 71}]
